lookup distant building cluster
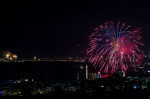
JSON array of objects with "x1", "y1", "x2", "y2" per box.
[
  {"x1": 0, "y1": 53, "x2": 87, "y2": 63},
  {"x1": 21, "y1": 56, "x2": 86, "y2": 62}
]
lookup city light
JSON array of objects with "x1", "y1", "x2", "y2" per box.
[
  {"x1": 25, "y1": 79, "x2": 28, "y2": 82},
  {"x1": 5, "y1": 52, "x2": 11, "y2": 58},
  {"x1": 12, "y1": 54, "x2": 18, "y2": 59}
]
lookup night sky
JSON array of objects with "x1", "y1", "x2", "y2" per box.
[{"x1": 0, "y1": 0, "x2": 150, "y2": 59}]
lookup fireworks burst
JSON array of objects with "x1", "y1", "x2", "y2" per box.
[{"x1": 86, "y1": 21, "x2": 144, "y2": 74}]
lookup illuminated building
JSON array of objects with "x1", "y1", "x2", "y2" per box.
[
  {"x1": 88, "y1": 72, "x2": 101, "y2": 80},
  {"x1": 88, "y1": 73, "x2": 97, "y2": 80},
  {"x1": 88, "y1": 72, "x2": 109, "y2": 80}
]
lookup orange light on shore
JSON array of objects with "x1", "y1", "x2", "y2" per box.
[
  {"x1": 12, "y1": 54, "x2": 18, "y2": 59},
  {"x1": 5, "y1": 52, "x2": 11, "y2": 58}
]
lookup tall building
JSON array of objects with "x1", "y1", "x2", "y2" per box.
[{"x1": 77, "y1": 64, "x2": 88, "y2": 80}]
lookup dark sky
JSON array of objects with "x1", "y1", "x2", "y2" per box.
[{"x1": 0, "y1": 0, "x2": 150, "y2": 58}]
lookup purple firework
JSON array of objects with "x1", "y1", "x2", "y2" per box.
[{"x1": 86, "y1": 21, "x2": 144, "y2": 74}]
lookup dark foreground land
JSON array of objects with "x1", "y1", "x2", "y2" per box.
[
  {"x1": 0, "y1": 61, "x2": 150, "y2": 99},
  {"x1": 0, "y1": 89, "x2": 150, "y2": 99}
]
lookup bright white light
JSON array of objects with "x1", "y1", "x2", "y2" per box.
[
  {"x1": 147, "y1": 71, "x2": 150, "y2": 73},
  {"x1": 100, "y1": 85, "x2": 104, "y2": 88}
]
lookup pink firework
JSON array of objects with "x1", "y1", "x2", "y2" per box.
[{"x1": 86, "y1": 21, "x2": 144, "y2": 74}]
